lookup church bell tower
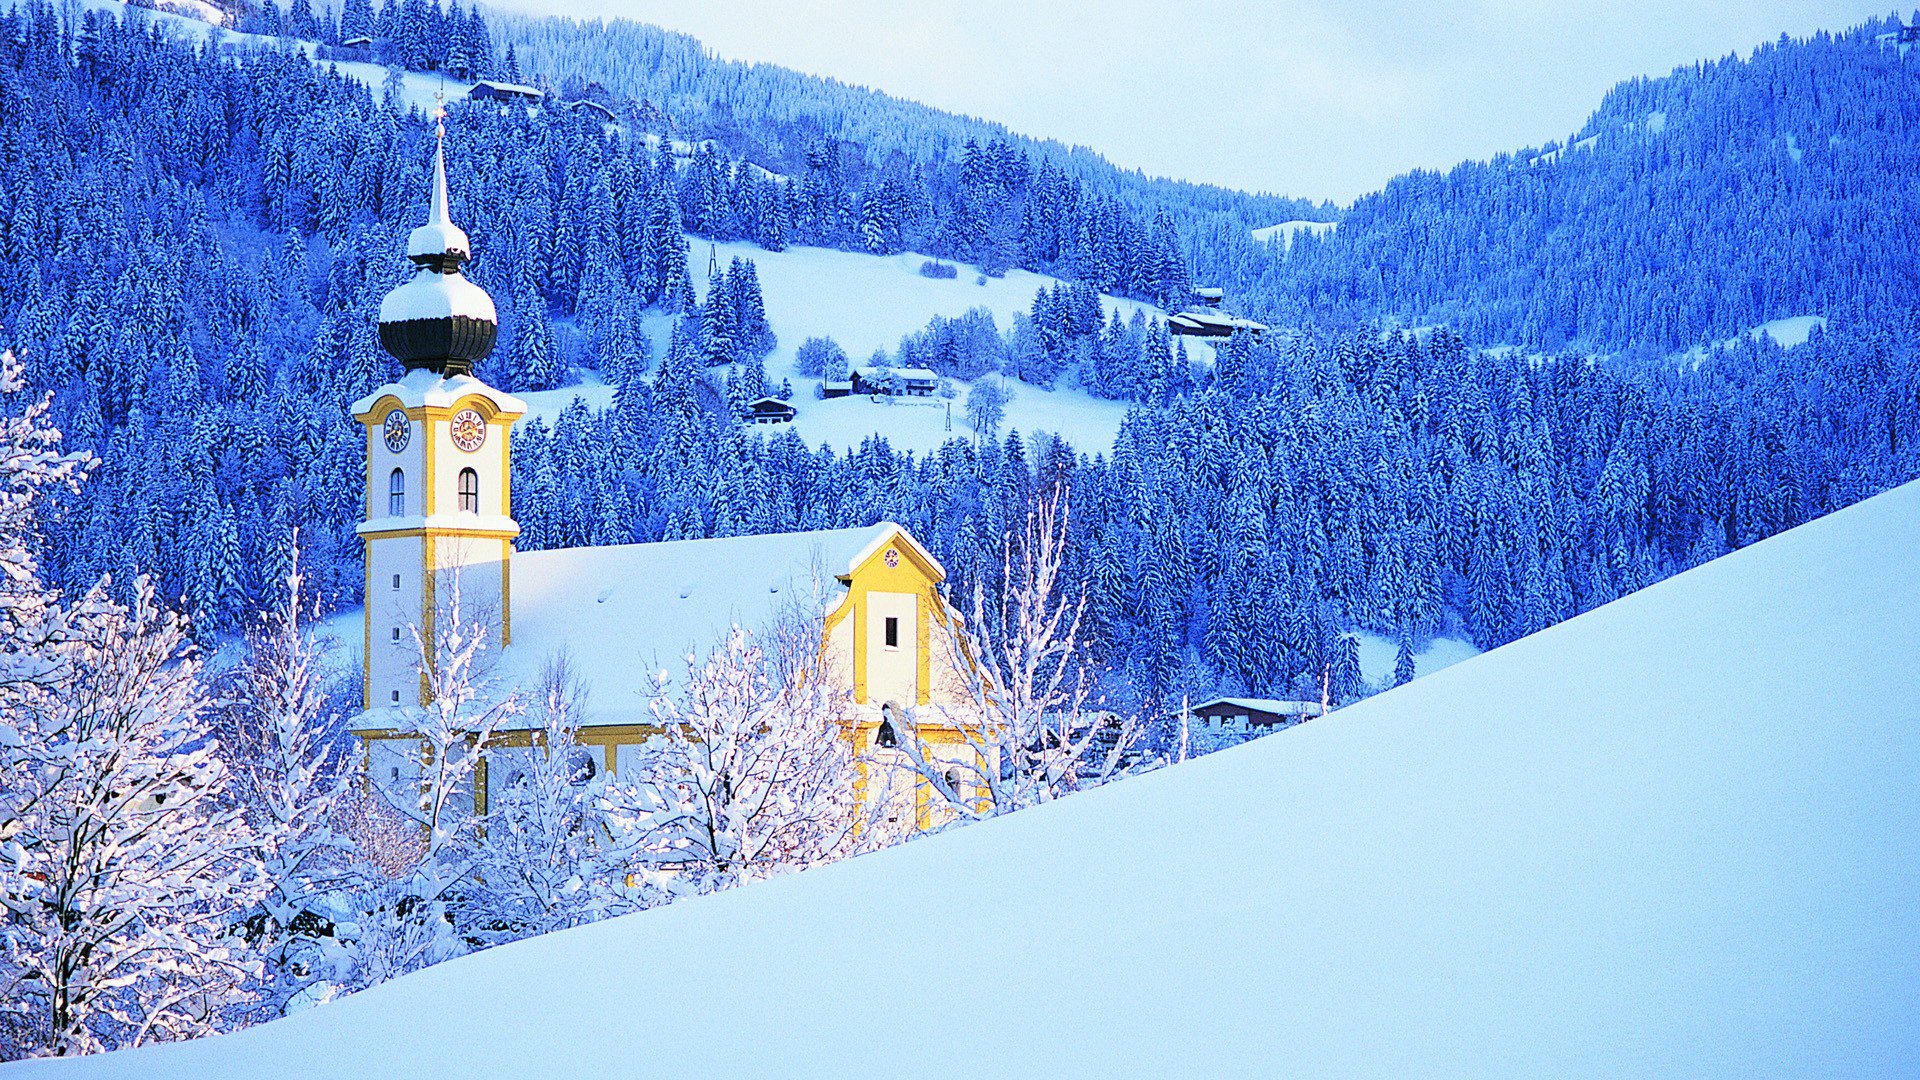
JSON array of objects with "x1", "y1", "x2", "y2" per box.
[{"x1": 352, "y1": 101, "x2": 524, "y2": 711}]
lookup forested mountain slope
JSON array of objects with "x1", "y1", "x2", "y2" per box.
[
  {"x1": 0, "y1": 2, "x2": 1917, "y2": 727},
  {"x1": 1228, "y1": 20, "x2": 1920, "y2": 353}
]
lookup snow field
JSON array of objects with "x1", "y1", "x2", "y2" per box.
[
  {"x1": 1250, "y1": 218, "x2": 1338, "y2": 248},
  {"x1": 637, "y1": 240, "x2": 1207, "y2": 455}
]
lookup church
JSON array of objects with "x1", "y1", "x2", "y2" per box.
[{"x1": 347, "y1": 116, "x2": 979, "y2": 828}]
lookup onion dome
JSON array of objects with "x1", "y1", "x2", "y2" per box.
[{"x1": 378, "y1": 105, "x2": 497, "y2": 377}]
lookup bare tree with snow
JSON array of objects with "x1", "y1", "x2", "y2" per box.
[
  {"x1": 0, "y1": 351, "x2": 262, "y2": 1057},
  {"x1": 465, "y1": 651, "x2": 673, "y2": 946},
  {"x1": 344, "y1": 577, "x2": 521, "y2": 986},
  {"x1": 891, "y1": 487, "x2": 1145, "y2": 824},
  {"x1": 614, "y1": 622, "x2": 870, "y2": 892},
  {"x1": 213, "y1": 533, "x2": 356, "y2": 1017},
  {"x1": 0, "y1": 577, "x2": 263, "y2": 1057}
]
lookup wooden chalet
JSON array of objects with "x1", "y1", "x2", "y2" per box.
[
  {"x1": 468, "y1": 80, "x2": 543, "y2": 105},
  {"x1": 747, "y1": 396, "x2": 796, "y2": 424},
  {"x1": 1169, "y1": 310, "x2": 1268, "y2": 339},
  {"x1": 1190, "y1": 697, "x2": 1323, "y2": 735},
  {"x1": 821, "y1": 379, "x2": 853, "y2": 399},
  {"x1": 1192, "y1": 287, "x2": 1225, "y2": 308}
]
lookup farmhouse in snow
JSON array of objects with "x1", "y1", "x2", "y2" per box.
[
  {"x1": 1189, "y1": 697, "x2": 1323, "y2": 735},
  {"x1": 468, "y1": 79, "x2": 542, "y2": 105},
  {"x1": 852, "y1": 366, "x2": 938, "y2": 396},
  {"x1": 349, "y1": 119, "x2": 980, "y2": 829},
  {"x1": 746, "y1": 395, "x2": 796, "y2": 423},
  {"x1": 1168, "y1": 309, "x2": 1268, "y2": 339}
]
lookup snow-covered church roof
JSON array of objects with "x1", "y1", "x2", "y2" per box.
[{"x1": 348, "y1": 522, "x2": 931, "y2": 730}]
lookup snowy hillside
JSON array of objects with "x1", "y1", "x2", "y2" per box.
[
  {"x1": 36, "y1": 482, "x2": 1920, "y2": 1078},
  {"x1": 524, "y1": 240, "x2": 1205, "y2": 455},
  {"x1": 1251, "y1": 218, "x2": 1338, "y2": 248}
]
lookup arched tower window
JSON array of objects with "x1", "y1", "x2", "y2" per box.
[
  {"x1": 388, "y1": 468, "x2": 405, "y2": 516},
  {"x1": 874, "y1": 704, "x2": 900, "y2": 749},
  {"x1": 458, "y1": 468, "x2": 479, "y2": 513}
]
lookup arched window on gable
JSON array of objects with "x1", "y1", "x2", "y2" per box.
[
  {"x1": 458, "y1": 468, "x2": 479, "y2": 513},
  {"x1": 388, "y1": 468, "x2": 405, "y2": 516}
]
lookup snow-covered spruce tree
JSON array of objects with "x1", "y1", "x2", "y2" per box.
[
  {"x1": 346, "y1": 577, "x2": 521, "y2": 986},
  {"x1": 614, "y1": 620, "x2": 868, "y2": 893},
  {"x1": 0, "y1": 350, "x2": 260, "y2": 1057},
  {"x1": 892, "y1": 487, "x2": 1144, "y2": 825},
  {"x1": 213, "y1": 533, "x2": 355, "y2": 1018},
  {"x1": 465, "y1": 652, "x2": 672, "y2": 947}
]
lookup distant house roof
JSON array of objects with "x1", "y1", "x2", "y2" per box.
[
  {"x1": 1171, "y1": 310, "x2": 1269, "y2": 335},
  {"x1": 340, "y1": 34, "x2": 373, "y2": 47},
  {"x1": 1193, "y1": 697, "x2": 1325, "y2": 719},
  {"x1": 349, "y1": 523, "x2": 943, "y2": 729},
  {"x1": 567, "y1": 99, "x2": 617, "y2": 121},
  {"x1": 469, "y1": 80, "x2": 542, "y2": 101},
  {"x1": 748, "y1": 396, "x2": 792, "y2": 408},
  {"x1": 891, "y1": 367, "x2": 937, "y2": 381},
  {"x1": 1193, "y1": 287, "x2": 1224, "y2": 299},
  {"x1": 823, "y1": 379, "x2": 853, "y2": 390}
]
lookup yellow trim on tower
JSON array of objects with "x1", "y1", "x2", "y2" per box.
[
  {"x1": 358, "y1": 525, "x2": 518, "y2": 541},
  {"x1": 501, "y1": 538, "x2": 512, "y2": 646},
  {"x1": 420, "y1": 534, "x2": 436, "y2": 706},
  {"x1": 362, "y1": 541, "x2": 373, "y2": 711},
  {"x1": 422, "y1": 416, "x2": 437, "y2": 517},
  {"x1": 500, "y1": 423, "x2": 512, "y2": 516},
  {"x1": 353, "y1": 395, "x2": 525, "y2": 428}
]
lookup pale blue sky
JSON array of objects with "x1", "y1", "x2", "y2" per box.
[{"x1": 496, "y1": 1, "x2": 1894, "y2": 203}]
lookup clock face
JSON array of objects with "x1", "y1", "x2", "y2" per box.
[
  {"x1": 382, "y1": 409, "x2": 411, "y2": 454},
  {"x1": 450, "y1": 408, "x2": 486, "y2": 453},
  {"x1": 884, "y1": 547, "x2": 900, "y2": 568}
]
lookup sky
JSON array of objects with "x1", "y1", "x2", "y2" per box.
[{"x1": 491, "y1": 1, "x2": 1894, "y2": 204}]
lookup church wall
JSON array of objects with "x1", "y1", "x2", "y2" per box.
[
  {"x1": 366, "y1": 536, "x2": 425, "y2": 709},
  {"x1": 864, "y1": 589, "x2": 920, "y2": 709},
  {"x1": 433, "y1": 534, "x2": 508, "y2": 642}
]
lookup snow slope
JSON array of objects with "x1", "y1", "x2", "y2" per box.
[
  {"x1": 1353, "y1": 629, "x2": 1479, "y2": 686},
  {"x1": 640, "y1": 241, "x2": 1199, "y2": 455},
  {"x1": 1251, "y1": 218, "x2": 1338, "y2": 248},
  {"x1": 38, "y1": 480, "x2": 1920, "y2": 1077}
]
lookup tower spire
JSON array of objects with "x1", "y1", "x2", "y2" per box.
[
  {"x1": 428, "y1": 90, "x2": 451, "y2": 228},
  {"x1": 377, "y1": 99, "x2": 497, "y2": 377}
]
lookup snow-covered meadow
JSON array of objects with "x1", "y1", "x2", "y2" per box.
[
  {"x1": 524, "y1": 240, "x2": 1209, "y2": 455},
  {"x1": 34, "y1": 480, "x2": 1920, "y2": 1079}
]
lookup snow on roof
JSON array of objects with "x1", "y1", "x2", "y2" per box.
[
  {"x1": 469, "y1": 80, "x2": 541, "y2": 97},
  {"x1": 1193, "y1": 287, "x2": 1224, "y2": 298},
  {"x1": 747, "y1": 396, "x2": 794, "y2": 408},
  {"x1": 101, "y1": 480, "x2": 1920, "y2": 1078},
  {"x1": 351, "y1": 369, "x2": 526, "y2": 417},
  {"x1": 891, "y1": 367, "x2": 938, "y2": 381},
  {"x1": 350, "y1": 522, "x2": 931, "y2": 730},
  {"x1": 1192, "y1": 697, "x2": 1324, "y2": 717},
  {"x1": 377, "y1": 270, "x2": 497, "y2": 325}
]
